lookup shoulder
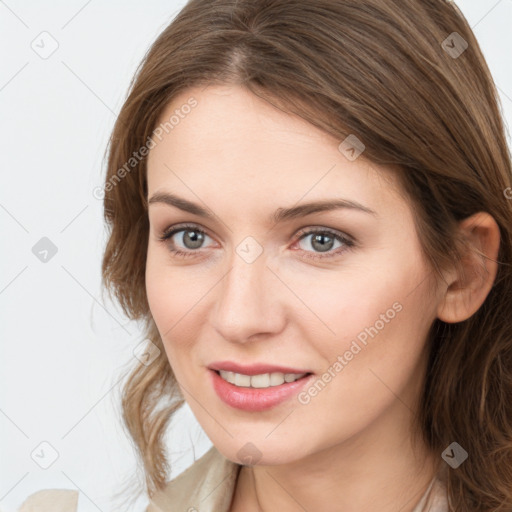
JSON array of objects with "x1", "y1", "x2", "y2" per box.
[
  {"x1": 16, "y1": 489, "x2": 79, "y2": 512},
  {"x1": 147, "y1": 445, "x2": 241, "y2": 512}
]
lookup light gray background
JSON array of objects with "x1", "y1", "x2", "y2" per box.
[{"x1": 1, "y1": 1, "x2": 511, "y2": 511}]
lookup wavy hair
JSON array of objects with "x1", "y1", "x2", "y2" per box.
[{"x1": 101, "y1": 0, "x2": 512, "y2": 509}]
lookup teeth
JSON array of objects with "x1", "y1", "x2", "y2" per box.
[{"x1": 218, "y1": 370, "x2": 307, "y2": 388}]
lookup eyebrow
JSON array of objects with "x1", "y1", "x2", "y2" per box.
[{"x1": 148, "y1": 191, "x2": 377, "y2": 223}]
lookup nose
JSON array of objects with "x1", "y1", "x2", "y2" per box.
[{"x1": 211, "y1": 248, "x2": 286, "y2": 343}]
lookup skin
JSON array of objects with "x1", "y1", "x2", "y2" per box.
[{"x1": 145, "y1": 84, "x2": 500, "y2": 512}]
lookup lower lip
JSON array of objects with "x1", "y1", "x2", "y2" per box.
[{"x1": 209, "y1": 369, "x2": 314, "y2": 411}]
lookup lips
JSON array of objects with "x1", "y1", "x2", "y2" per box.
[
  {"x1": 208, "y1": 361, "x2": 313, "y2": 376},
  {"x1": 209, "y1": 368, "x2": 314, "y2": 411}
]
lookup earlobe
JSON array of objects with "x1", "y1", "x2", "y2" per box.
[{"x1": 436, "y1": 212, "x2": 500, "y2": 324}]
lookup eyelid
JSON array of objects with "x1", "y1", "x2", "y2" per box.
[
  {"x1": 159, "y1": 222, "x2": 210, "y2": 238},
  {"x1": 292, "y1": 227, "x2": 355, "y2": 260},
  {"x1": 158, "y1": 222, "x2": 215, "y2": 248},
  {"x1": 294, "y1": 225, "x2": 354, "y2": 242}
]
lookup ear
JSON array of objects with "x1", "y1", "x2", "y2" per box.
[{"x1": 437, "y1": 212, "x2": 500, "y2": 323}]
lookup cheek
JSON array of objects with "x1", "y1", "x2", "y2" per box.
[
  {"x1": 145, "y1": 247, "x2": 215, "y2": 367},
  {"x1": 145, "y1": 249, "x2": 193, "y2": 358},
  {"x1": 145, "y1": 261, "x2": 195, "y2": 385},
  {"x1": 291, "y1": 272, "x2": 433, "y2": 448},
  {"x1": 145, "y1": 245, "x2": 198, "y2": 328},
  {"x1": 319, "y1": 263, "x2": 433, "y2": 403},
  {"x1": 145, "y1": 249, "x2": 173, "y2": 328},
  {"x1": 291, "y1": 248, "x2": 434, "y2": 373},
  {"x1": 285, "y1": 261, "x2": 410, "y2": 337}
]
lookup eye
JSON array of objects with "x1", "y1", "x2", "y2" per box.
[
  {"x1": 293, "y1": 227, "x2": 355, "y2": 260},
  {"x1": 157, "y1": 223, "x2": 355, "y2": 260},
  {"x1": 158, "y1": 223, "x2": 214, "y2": 259}
]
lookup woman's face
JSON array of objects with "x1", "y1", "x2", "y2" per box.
[{"x1": 145, "y1": 84, "x2": 442, "y2": 465}]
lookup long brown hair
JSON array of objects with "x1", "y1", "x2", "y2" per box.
[{"x1": 101, "y1": 0, "x2": 512, "y2": 509}]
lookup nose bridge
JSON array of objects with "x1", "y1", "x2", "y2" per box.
[{"x1": 212, "y1": 244, "x2": 283, "y2": 342}]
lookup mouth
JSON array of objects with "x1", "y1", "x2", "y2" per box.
[
  {"x1": 209, "y1": 368, "x2": 314, "y2": 411},
  {"x1": 212, "y1": 369, "x2": 313, "y2": 388},
  {"x1": 208, "y1": 360, "x2": 313, "y2": 377}
]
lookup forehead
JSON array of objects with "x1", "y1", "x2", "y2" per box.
[{"x1": 146, "y1": 85, "x2": 405, "y2": 218}]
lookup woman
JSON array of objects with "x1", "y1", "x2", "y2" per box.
[{"x1": 18, "y1": 0, "x2": 512, "y2": 510}]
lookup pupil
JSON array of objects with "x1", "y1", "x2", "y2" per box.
[
  {"x1": 184, "y1": 230, "x2": 203, "y2": 249},
  {"x1": 312, "y1": 234, "x2": 333, "y2": 252}
]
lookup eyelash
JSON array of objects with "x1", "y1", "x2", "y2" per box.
[{"x1": 157, "y1": 222, "x2": 355, "y2": 260}]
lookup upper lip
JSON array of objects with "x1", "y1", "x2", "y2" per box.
[{"x1": 208, "y1": 361, "x2": 313, "y2": 376}]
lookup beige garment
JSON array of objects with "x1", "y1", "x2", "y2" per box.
[
  {"x1": 17, "y1": 489, "x2": 78, "y2": 512},
  {"x1": 146, "y1": 445, "x2": 450, "y2": 512},
  {"x1": 16, "y1": 446, "x2": 449, "y2": 512}
]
